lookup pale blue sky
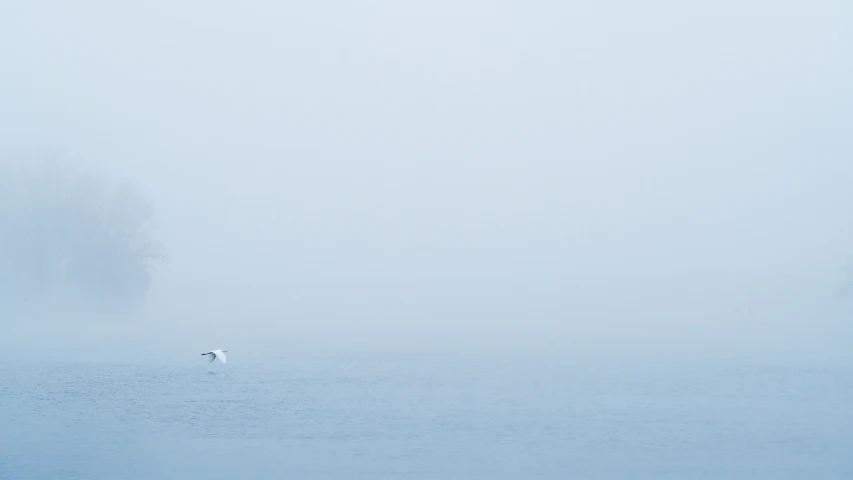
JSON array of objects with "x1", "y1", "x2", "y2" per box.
[{"x1": 1, "y1": 1, "x2": 851, "y2": 360}]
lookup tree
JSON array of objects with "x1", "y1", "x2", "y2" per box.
[{"x1": 0, "y1": 160, "x2": 167, "y2": 313}]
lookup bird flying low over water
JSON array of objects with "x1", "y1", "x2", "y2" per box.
[{"x1": 201, "y1": 349, "x2": 228, "y2": 364}]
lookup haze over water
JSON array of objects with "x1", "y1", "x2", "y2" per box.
[{"x1": 2, "y1": 1, "x2": 853, "y2": 478}]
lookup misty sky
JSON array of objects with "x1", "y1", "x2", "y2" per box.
[{"x1": 2, "y1": 1, "x2": 852, "y2": 359}]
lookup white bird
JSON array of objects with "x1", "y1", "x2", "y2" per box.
[{"x1": 201, "y1": 349, "x2": 228, "y2": 364}]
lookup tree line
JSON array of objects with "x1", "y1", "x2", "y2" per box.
[{"x1": 0, "y1": 160, "x2": 167, "y2": 313}]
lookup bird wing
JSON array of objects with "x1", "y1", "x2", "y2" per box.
[
  {"x1": 209, "y1": 349, "x2": 226, "y2": 364},
  {"x1": 207, "y1": 353, "x2": 216, "y2": 363}
]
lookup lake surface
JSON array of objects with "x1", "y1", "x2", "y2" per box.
[{"x1": 2, "y1": 354, "x2": 851, "y2": 479}]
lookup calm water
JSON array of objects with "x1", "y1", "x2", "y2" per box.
[{"x1": 1, "y1": 355, "x2": 851, "y2": 479}]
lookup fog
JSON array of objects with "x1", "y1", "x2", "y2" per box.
[{"x1": 2, "y1": 1, "x2": 852, "y2": 364}]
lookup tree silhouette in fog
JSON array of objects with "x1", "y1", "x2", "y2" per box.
[{"x1": 0, "y1": 162, "x2": 167, "y2": 311}]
